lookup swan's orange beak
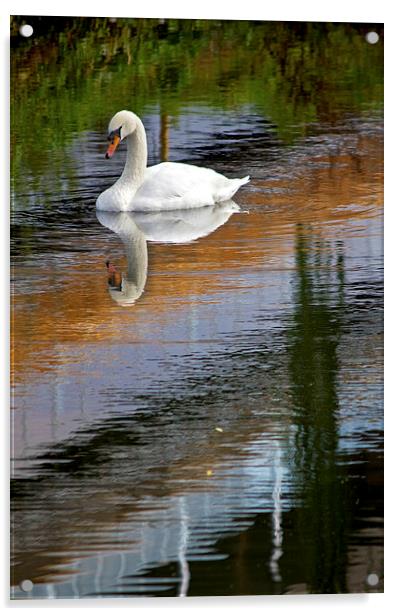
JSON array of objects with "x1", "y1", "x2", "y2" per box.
[{"x1": 105, "y1": 135, "x2": 120, "y2": 159}]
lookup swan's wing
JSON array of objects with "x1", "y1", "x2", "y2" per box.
[
  {"x1": 140, "y1": 162, "x2": 221, "y2": 202},
  {"x1": 132, "y1": 162, "x2": 248, "y2": 211}
]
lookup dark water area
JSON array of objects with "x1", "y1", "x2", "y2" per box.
[{"x1": 10, "y1": 18, "x2": 383, "y2": 598}]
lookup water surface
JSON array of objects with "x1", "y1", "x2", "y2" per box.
[{"x1": 10, "y1": 18, "x2": 383, "y2": 598}]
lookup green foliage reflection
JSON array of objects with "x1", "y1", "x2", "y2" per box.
[{"x1": 11, "y1": 17, "x2": 383, "y2": 206}]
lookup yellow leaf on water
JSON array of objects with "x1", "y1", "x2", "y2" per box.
[
  {"x1": 215, "y1": 427, "x2": 223, "y2": 433},
  {"x1": 206, "y1": 469, "x2": 213, "y2": 476}
]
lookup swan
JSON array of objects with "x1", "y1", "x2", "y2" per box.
[{"x1": 96, "y1": 110, "x2": 250, "y2": 212}]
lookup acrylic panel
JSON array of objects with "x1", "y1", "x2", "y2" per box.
[{"x1": 10, "y1": 16, "x2": 383, "y2": 599}]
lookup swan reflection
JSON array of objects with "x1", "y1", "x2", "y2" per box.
[{"x1": 97, "y1": 200, "x2": 240, "y2": 305}]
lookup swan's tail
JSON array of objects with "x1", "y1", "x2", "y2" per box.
[
  {"x1": 236, "y1": 175, "x2": 250, "y2": 187},
  {"x1": 217, "y1": 175, "x2": 250, "y2": 202}
]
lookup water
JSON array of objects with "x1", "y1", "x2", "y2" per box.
[{"x1": 10, "y1": 18, "x2": 383, "y2": 597}]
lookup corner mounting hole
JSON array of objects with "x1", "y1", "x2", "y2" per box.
[
  {"x1": 19, "y1": 24, "x2": 33, "y2": 38},
  {"x1": 20, "y1": 579, "x2": 34, "y2": 592},
  {"x1": 367, "y1": 573, "x2": 379, "y2": 586},
  {"x1": 366, "y1": 31, "x2": 379, "y2": 44}
]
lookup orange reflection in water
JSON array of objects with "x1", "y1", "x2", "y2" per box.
[{"x1": 11, "y1": 129, "x2": 383, "y2": 385}]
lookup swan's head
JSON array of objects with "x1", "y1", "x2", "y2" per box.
[{"x1": 105, "y1": 110, "x2": 138, "y2": 159}]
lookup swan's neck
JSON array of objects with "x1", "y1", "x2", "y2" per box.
[{"x1": 119, "y1": 117, "x2": 147, "y2": 194}]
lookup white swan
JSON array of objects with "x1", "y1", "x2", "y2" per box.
[{"x1": 96, "y1": 110, "x2": 250, "y2": 212}]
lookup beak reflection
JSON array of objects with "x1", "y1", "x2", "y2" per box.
[{"x1": 106, "y1": 260, "x2": 122, "y2": 289}]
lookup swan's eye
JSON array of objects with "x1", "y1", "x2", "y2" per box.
[{"x1": 108, "y1": 126, "x2": 122, "y2": 141}]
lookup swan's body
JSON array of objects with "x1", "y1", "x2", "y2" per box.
[{"x1": 96, "y1": 110, "x2": 249, "y2": 212}]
